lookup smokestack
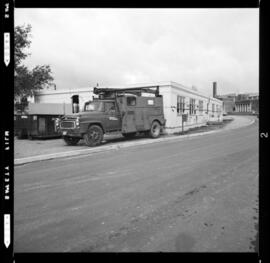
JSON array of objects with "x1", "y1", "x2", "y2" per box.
[{"x1": 213, "y1": 82, "x2": 217, "y2": 98}]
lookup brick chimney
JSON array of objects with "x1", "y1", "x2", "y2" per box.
[{"x1": 213, "y1": 82, "x2": 217, "y2": 98}]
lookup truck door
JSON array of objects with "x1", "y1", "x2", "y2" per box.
[
  {"x1": 122, "y1": 96, "x2": 137, "y2": 133},
  {"x1": 104, "y1": 101, "x2": 121, "y2": 131}
]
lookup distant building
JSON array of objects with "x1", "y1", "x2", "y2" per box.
[
  {"x1": 235, "y1": 93, "x2": 259, "y2": 113},
  {"x1": 216, "y1": 92, "x2": 259, "y2": 114},
  {"x1": 216, "y1": 94, "x2": 236, "y2": 114}
]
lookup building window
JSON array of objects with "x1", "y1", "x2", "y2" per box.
[
  {"x1": 177, "y1": 96, "x2": 185, "y2": 115},
  {"x1": 212, "y1": 103, "x2": 215, "y2": 113},
  {"x1": 189, "y1": 98, "x2": 196, "y2": 115},
  {"x1": 199, "y1": 100, "x2": 203, "y2": 113}
]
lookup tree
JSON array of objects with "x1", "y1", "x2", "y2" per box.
[{"x1": 14, "y1": 24, "x2": 54, "y2": 99}]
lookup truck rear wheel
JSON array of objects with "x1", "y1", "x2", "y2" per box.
[
  {"x1": 149, "y1": 121, "x2": 161, "y2": 138},
  {"x1": 84, "y1": 125, "x2": 104, "y2": 147},
  {"x1": 122, "y1": 132, "x2": 136, "y2": 139},
  {"x1": 63, "y1": 136, "x2": 80, "y2": 146}
]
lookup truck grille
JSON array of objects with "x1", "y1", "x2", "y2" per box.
[{"x1": 60, "y1": 121, "x2": 75, "y2": 129}]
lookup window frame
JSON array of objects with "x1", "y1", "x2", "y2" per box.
[
  {"x1": 199, "y1": 100, "x2": 203, "y2": 113},
  {"x1": 127, "y1": 96, "x2": 136, "y2": 106},
  {"x1": 189, "y1": 98, "x2": 196, "y2": 115},
  {"x1": 212, "y1": 103, "x2": 215, "y2": 113},
  {"x1": 177, "y1": 95, "x2": 185, "y2": 115},
  {"x1": 84, "y1": 101, "x2": 104, "y2": 112},
  {"x1": 104, "y1": 101, "x2": 116, "y2": 113}
]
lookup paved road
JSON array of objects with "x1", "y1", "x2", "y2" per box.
[{"x1": 14, "y1": 118, "x2": 258, "y2": 252}]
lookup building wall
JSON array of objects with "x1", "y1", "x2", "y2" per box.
[
  {"x1": 34, "y1": 88, "x2": 93, "y2": 112},
  {"x1": 222, "y1": 99, "x2": 235, "y2": 114},
  {"x1": 159, "y1": 82, "x2": 223, "y2": 134},
  {"x1": 28, "y1": 103, "x2": 73, "y2": 115},
  {"x1": 251, "y1": 100, "x2": 259, "y2": 113}
]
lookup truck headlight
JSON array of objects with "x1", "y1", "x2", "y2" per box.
[
  {"x1": 75, "y1": 117, "x2": 80, "y2": 127},
  {"x1": 55, "y1": 118, "x2": 60, "y2": 127}
]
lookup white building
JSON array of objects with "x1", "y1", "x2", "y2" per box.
[
  {"x1": 32, "y1": 81, "x2": 223, "y2": 134},
  {"x1": 158, "y1": 81, "x2": 223, "y2": 133},
  {"x1": 32, "y1": 87, "x2": 93, "y2": 112}
]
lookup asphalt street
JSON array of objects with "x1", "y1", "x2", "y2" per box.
[{"x1": 14, "y1": 118, "x2": 258, "y2": 252}]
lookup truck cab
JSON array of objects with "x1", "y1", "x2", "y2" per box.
[{"x1": 56, "y1": 87, "x2": 165, "y2": 146}]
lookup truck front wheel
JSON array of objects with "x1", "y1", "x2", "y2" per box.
[
  {"x1": 63, "y1": 136, "x2": 80, "y2": 146},
  {"x1": 148, "y1": 121, "x2": 161, "y2": 138},
  {"x1": 84, "y1": 125, "x2": 104, "y2": 147}
]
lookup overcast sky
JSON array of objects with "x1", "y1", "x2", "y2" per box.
[{"x1": 15, "y1": 8, "x2": 259, "y2": 96}]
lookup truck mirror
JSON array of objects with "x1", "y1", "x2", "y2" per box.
[{"x1": 106, "y1": 107, "x2": 114, "y2": 113}]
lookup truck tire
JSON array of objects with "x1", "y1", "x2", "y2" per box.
[
  {"x1": 18, "y1": 129, "x2": 27, "y2": 139},
  {"x1": 84, "y1": 125, "x2": 104, "y2": 147},
  {"x1": 122, "y1": 132, "x2": 136, "y2": 139},
  {"x1": 63, "y1": 136, "x2": 80, "y2": 146},
  {"x1": 148, "y1": 121, "x2": 161, "y2": 138},
  {"x1": 17, "y1": 130, "x2": 23, "y2": 139}
]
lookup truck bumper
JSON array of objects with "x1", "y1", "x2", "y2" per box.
[{"x1": 60, "y1": 129, "x2": 82, "y2": 138}]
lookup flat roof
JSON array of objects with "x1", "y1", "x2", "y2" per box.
[
  {"x1": 170, "y1": 81, "x2": 222, "y2": 103},
  {"x1": 34, "y1": 81, "x2": 222, "y2": 103}
]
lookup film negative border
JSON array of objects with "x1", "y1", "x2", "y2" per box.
[
  {"x1": 0, "y1": 0, "x2": 267, "y2": 263},
  {"x1": 1, "y1": 0, "x2": 14, "y2": 263}
]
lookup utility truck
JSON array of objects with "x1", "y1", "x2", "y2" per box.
[{"x1": 56, "y1": 86, "x2": 166, "y2": 146}]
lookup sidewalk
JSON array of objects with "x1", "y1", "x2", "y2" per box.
[
  {"x1": 14, "y1": 115, "x2": 255, "y2": 165},
  {"x1": 14, "y1": 132, "x2": 141, "y2": 160}
]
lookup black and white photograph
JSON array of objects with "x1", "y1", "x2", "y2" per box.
[{"x1": 10, "y1": 6, "x2": 260, "y2": 254}]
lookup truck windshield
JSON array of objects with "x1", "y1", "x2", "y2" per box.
[{"x1": 84, "y1": 101, "x2": 104, "y2": 112}]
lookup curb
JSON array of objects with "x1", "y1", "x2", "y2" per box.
[{"x1": 14, "y1": 117, "x2": 256, "y2": 166}]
